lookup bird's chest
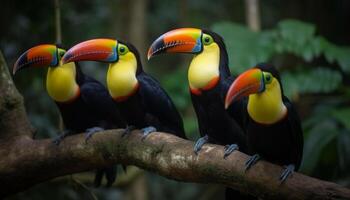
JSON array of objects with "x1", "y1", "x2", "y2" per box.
[
  {"x1": 46, "y1": 67, "x2": 80, "y2": 103},
  {"x1": 192, "y1": 88, "x2": 233, "y2": 136},
  {"x1": 107, "y1": 66, "x2": 139, "y2": 101},
  {"x1": 56, "y1": 98, "x2": 101, "y2": 132},
  {"x1": 247, "y1": 118, "x2": 293, "y2": 164},
  {"x1": 188, "y1": 57, "x2": 220, "y2": 94},
  {"x1": 116, "y1": 94, "x2": 146, "y2": 127}
]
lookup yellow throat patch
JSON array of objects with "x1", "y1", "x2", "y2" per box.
[
  {"x1": 107, "y1": 52, "x2": 138, "y2": 101},
  {"x1": 247, "y1": 78, "x2": 287, "y2": 124},
  {"x1": 46, "y1": 62, "x2": 79, "y2": 103},
  {"x1": 188, "y1": 43, "x2": 220, "y2": 92}
]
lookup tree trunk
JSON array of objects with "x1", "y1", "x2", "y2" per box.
[{"x1": 245, "y1": 0, "x2": 261, "y2": 32}]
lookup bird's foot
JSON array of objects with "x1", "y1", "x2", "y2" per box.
[
  {"x1": 280, "y1": 164, "x2": 295, "y2": 183},
  {"x1": 245, "y1": 154, "x2": 260, "y2": 171},
  {"x1": 194, "y1": 135, "x2": 209, "y2": 155},
  {"x1": 122, "y1": 125, "x2": 136, "y2": 137},
  {"x1": 141, "y1": 126, "x2": 157, "y2": 140},
  {"x1": 85, "y1": 127, "x2": 104, "y2": 142},
  {"x1": 223, "y1": 144, "x2": 239, "y2": 159},
  {"x1": 52, "y1": 130, "x2": 72, "y2": 146}
]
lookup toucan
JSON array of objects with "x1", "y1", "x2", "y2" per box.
[
  {"x1": 148, "y1": 28, "x2": 254, "y2": 200},
  {"x1": 61, "y1": 38, "x2": 186, "y2": 140},
  {"x1": 147, "y1": 28, "x2": 247, "y2": 156},
  {"x1": 225, "y1": 63, "x2": 304, "y2": 182},
  {"x1": 13, "y1": 44, "x2": 126, "y2": 187}
]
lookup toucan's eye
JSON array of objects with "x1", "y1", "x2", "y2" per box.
[
  {"x1": 118, "y1": 45, "x2": 129, "y2": 55},
  {"x1": 264, "y1": 73, "x2": 272, "y2": 84},
  {"x1": 202, "y1": 34, "x2": 213, "y2": 45},
  {"x1": 59, "y1": 51, "x2": 65, "y2": 57}
]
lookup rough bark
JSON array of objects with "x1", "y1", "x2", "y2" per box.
[
  {"x1": 0, "y1": 51, "x2": 33, "y2": 140},
  {"x1": 1, "y1": 51, "x2": 350, "y2": 199},
  {"x1": 1, "y1": 130, "x2": 350, "y2": 199}
]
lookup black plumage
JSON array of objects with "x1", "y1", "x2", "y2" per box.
[
  {"x1": 190, "y1": 31, "x2": 253, "y2": 200},
  {"x1": 191, "y1": 30, "x2": 247, "y2": 153},
  {"x1": 57, "y1": 63, "x2": 124, "y2": 133},
  {"x1": 244, "y1": 64, "x2": 304, "y2": 174},
  {"x1": 116, "y1": 43, "x2": 186, "y2": 139},
  {"x1": 13, "y1": 44, "x2": 125, "y2": 187},
  {"x1": 54, "y1": 63, "x2": 125, "y2": 187}
]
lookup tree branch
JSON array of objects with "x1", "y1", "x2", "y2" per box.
[{"x1": 1, "y1": 130, "x2": 350, "y2": 199}]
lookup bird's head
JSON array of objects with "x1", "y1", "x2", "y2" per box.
[
  {"x1": 13, "y1": 44, "x2": 79, "y2": 103},
  {"x1": 148, "y1": 28, "x2": 229, "y2": 94},
  {"x1": 62, "y1": 38, "x2": 141, "y2": 101},
  {"x1": 13, "y1": 44, "x2": 66, "y2": 74},
  {"x1": 62, "y1": 38, "x2": 141, "y2": 70},
  {"x1": 147, "y1": 28, "x2": 227, "y2": 59},
  {"x1": 225, "y1": 63, "x2": 281, "y2": 109}
]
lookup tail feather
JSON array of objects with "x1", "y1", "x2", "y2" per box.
[
  {"x1": 94, "y1": 169, "x2": 104, "y2": 187},
  {"x1": 105, "y1": 165, "x2": 117, "y2": 187},
  {"x1": 94, "y1": 166, "x2": 118, "y2": 187}
]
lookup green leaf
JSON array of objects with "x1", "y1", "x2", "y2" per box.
[
  {"x1": 277, "y1": 19, "x2": 316, "y2": 55},
  {"x1": 337, "y1": 131, "x2": 350, "y2": 172},
  {"x1": 211, "y1": 21, "x2": 273, "y2": 74},
  {"x1": 332, "y1": 108, "x2": 350, "y2": 129},
  {"x1": 300, "y1": 120, "x2": 339, "y2": 174},
  {"x1": 282, "y1": 67, "x2": 342, "y2": 98},
  {"x1": 320, "y1": 38, "x2": 350, "y2": 72}
]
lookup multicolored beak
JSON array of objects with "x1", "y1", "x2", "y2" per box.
[
  {"x1": 62, "y1": 38, "x2": 118, "y2": 64},
  {"x1": 225, "y1": 68, "x2": 265, "y2": 109},
  {"x1": 147, "y1": 28, "x2": 203, "y2": 59},
  {"x1": 13, "y1": 44, "x2": 62, "y2": 74}
]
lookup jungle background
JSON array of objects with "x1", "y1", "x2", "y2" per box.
[{"x1": 1, "y1": 0, "x2": 350, "y2": 199}]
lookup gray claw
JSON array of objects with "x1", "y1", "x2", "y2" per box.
[
  {"x1": 245, "y1": 154, "x2": 260, "y2": 170},
  {"x1": 52, "y1": 130, "x2": 71, "y2": 146},
  {"x1": 280, "y1": 164, "x2": 295, "y2": 183},
  {"x1": 223, "y1": 144, "x2": 239, "y2": 159},
  {"x1": 194, "y1": 135, "x2": 209, "y2": 155},
  {"x1": 85, "y1": 127, "x2": 104, "y2": 142},
  {"x1": 122, "y1": 125, "x2": 136, "y2": 137},
  {"x1": 141, "y1": 126, "x2": 157, "y2": 140}
]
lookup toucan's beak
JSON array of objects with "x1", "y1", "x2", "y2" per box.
[
  {"x1": 225, "y1": 68, "x2": 265, "y2": 109},
  {"x1": 62, "y1": 38, "x2": 118, "y2": 64},
  {"x1": 147, "y1": 28, "x2": 203, "y2": 60},
  {"x1": 13, "y1": 44, "x2": 60, "y2": 75}
]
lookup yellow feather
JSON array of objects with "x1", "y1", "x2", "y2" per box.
[
  {"x1": 248, "y1": 78, "x2": 287, "y2": 124},
  {"x1": 188, "y1": 43, "x2": 220, "y2": 90},
  {"x1": 46, "y1": 62, "x2": 79, "y2": 102},
  {"x1": 107, "y1": 52, "x2": 138, "y2": 99}
]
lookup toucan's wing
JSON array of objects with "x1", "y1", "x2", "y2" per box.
[
  {"x1": 138, "y1": 73, "x2": 186, "y2": 139},
  {"x1": 80, "y1": 77, "x2": 125, "y2": 128},
  {"x1": 284, "y1": 96, "x2": 304, "y2": 170}
]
